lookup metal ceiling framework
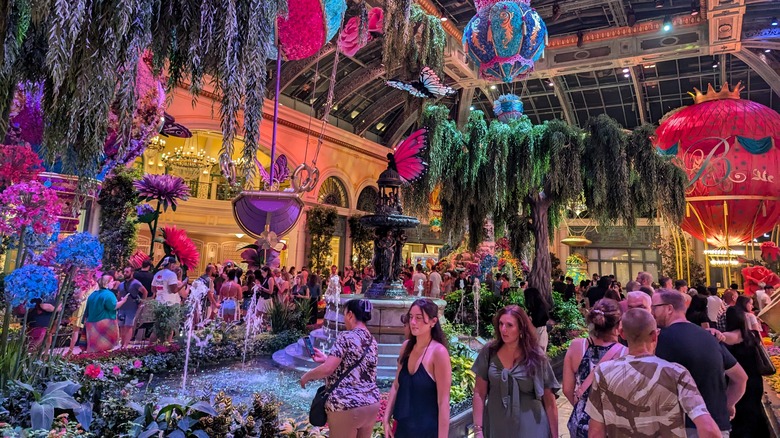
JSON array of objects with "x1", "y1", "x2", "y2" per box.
[{"x1": 272, "y1": 0, "x2": 780, "y2": 146}]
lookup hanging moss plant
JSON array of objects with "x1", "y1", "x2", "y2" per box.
[
  {"x1": 410, "y1": 104, "x2": 687, "y2": 302},
  {"x1": 98, "y1": 166, "x2": 142, "y2": 269},
  {"x1": 0, "y1": 0, "x2": 286, "y2": 183}
]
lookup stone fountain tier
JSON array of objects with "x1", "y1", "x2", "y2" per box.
[
  {"x1": 272, "y1": 294, "x2": 446, "y2": 379},
  {"x1": 359, "y1": 213, "x2": 419, "y2": 229}
]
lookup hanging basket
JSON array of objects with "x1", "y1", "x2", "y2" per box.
[{"x1": 231, "y1": 191, "x2": 304, "y2": 239}]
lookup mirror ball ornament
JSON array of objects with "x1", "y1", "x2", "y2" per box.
[
  {"x1": 277, "y1": 0, "x2": 347, "y2": 60},
  {"x1": 462, "y1": 0, "x2": 547, "y2": 83},
  {"x1": 654, "y1": 83, "x2": 780, "y2": 247},
  {"x1": 493, "y1": 94, "x2": 524, "y2": 123}
]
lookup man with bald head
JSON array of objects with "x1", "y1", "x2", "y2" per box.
[
  {"x1": 653, "y1": 289, "x2": 747, "y2": 437},
  {"x1": 586, "y1": 309, "x2": 721, "y2": 438},
  {"x1": 636, "y1": 271, "x2": 654, "y2": 288},
  {"x1": 620, "y1": 290, "x2": 652, "y2": 312}
]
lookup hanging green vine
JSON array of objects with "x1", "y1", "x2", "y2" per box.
[
  {"x1": 382, "y1": 0, "x2": 412, "y2": 76},
  {"x1": 0, "y1": 0, "x2": 286, "y2": 182},
  {"x1": 411, "y1": 104, "x2": 687, "y2": 300},
  {"x1": 98, "y1": 166, "x2": 141, "y2": 270}
]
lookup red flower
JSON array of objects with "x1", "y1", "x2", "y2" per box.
[
  {"x1": 338, "y1": 16, "x2": 369, "y2": 57},
  {"x1": 368, "y1": 8, "x2": 384, "y2": 33},
  {"x1": 761, "y1": 241, "x2": 780, "y2": 262},
  {"x1": 742, "y1": 265, "x2": 780, "y2": 296},
  {"x1": 84, "y1": 364, "x2": 102, "y2": 379}
]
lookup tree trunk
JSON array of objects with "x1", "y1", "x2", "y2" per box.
[{"x1": 528, "y1": 196, "x2": 553, "y2": 308}]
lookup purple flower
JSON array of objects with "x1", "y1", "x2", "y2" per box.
[
  {"x1": 133, "y1": 359, "x2": 143, "y2": 368},
  {"x1": 136, "y1": 204, "x2": 155, "y2": 216},
  {"x1": 133, "y1": 174, "x2": 190, "y2": 212}
]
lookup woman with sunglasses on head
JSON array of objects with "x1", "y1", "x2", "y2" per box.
[
  {"x1": 383, "y1": 299, "x2": 452, "y2": 438},
  {"x1": 300, "y1": 299, "x2": 380, "y2": 438},
  {"x1": 472, "y1": 305, "x2": 560, "y2": 438}
]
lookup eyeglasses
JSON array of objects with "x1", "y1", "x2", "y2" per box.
[{"x1": 651, "y1": 303, "x2": 671, "y2": 309}]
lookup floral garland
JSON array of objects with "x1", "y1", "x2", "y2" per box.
[
  {"x1": 54, "y1": 233, "x2": 104, "y2": 270},
  {"x1": 3, "y1": 264, "x2": 58, "y2": 308},
  {"x1": 0, "y1": 181, "x2": 60, "y2": 236}
]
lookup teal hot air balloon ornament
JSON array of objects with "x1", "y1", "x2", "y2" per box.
[
  {"x1": 463, "y1": 0, "x2": 548, "y2": 83},
  {"x1": 493, "y1": 94, "x2": 524, "y2": 123}
]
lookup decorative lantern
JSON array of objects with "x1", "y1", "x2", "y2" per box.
[
  {"x1": 277, "y1": 0, "x2": 347, "y2": 60},
  {"x1": 493, "y1": 94, "x2": 524, "y2": 123},
  {"x1": 462, "y1": 0, "x2": 547, "y2": 83},
  {"x1": 655, "y1": 83, "x2": 780, "y2": 247}
]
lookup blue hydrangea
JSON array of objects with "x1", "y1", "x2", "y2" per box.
[
  {"x1": 4, "y1": 265, "x2": 59, "y2": 308},
  {"x1": 479, "y1": 255, "x2": 499, "y2": 282},
  {"x1": 54, "y1": 232, "x2": 104, "y2": 269}
]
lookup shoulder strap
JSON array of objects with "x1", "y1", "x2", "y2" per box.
[
  {"x1": 575, "y1": 342, "x2": 623, "y2": 399},
  {"x1": 328, "y1": 338, "x2": 371, "y2": 393}
]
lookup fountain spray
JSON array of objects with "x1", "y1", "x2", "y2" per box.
[{"x1": 182, "y1": 279, "x2": 208, "y2": 389}]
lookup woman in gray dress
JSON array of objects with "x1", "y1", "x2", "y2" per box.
[{"x1": 471, "y1": 305, "x2": 560, "y2": 438}]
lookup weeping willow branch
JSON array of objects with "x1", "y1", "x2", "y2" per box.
[{"x1": 0, "y1": 0, "x2": 288, "y2": 180}]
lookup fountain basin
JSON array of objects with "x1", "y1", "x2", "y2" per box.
[{"x1": 273, "y1": 294, "x2": 446, "y2": 378}]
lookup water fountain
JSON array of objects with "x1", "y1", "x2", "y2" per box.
[
  {"x1": 320, "y1": 275, "x2": 341, "y2": 352},
  {"x1": 273, "y1": 164, "x2": 446, "y2": 378},
  {"x1": 182, "y1": 279, "x2": 208, "y2": 389}
]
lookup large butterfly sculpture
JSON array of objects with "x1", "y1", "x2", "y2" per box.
[
  {"x1": 386, "y1": 67, "x2": 457, "y2": 98},
  {"x1": 160, "y1": 112, "x2": 192, "y2": 138},
  {"x1": 387, "y1": 128, "x2": 428, "y2": 183},
  {"x1": 257, "y1": 154, "x2": 290, "y2": 188}
]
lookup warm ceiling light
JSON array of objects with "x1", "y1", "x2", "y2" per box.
[
  {"x1": 235, "y1": 233, "x2": 245, "y2": 239},
  {"x1": 712, "y1": 63, "x2": 719, "y2": 68},
  {"x1": 655, "y1": 0, "x2": 665, "y2": 8},
  {"x1": 765, "y1": 49, "x2": 772, "y2": 53},
  {"x1": 440, "y1": 17, "x2": 447, "y2": 22},
  {"x1": 469, "y1": 106, "x2": 475, "y2": 110},
  {"x1": 490, "y1": 85, "x2": 497, "y2": 90},
  {"x1": 622, "y1": 68, "x2": 630, "y2": 73},
  {"x1": 623, "y1": 73, "x2": 630, "y2": 78},
  {"x1": 645, "y1": 64, "x2": 656, "y2": 68},
  {"x1": 547, "y1": 81, "x2": 555, "y2": 87},
  {"x1": 772, "y1": 17, "x2": 778, "y2": 26}
]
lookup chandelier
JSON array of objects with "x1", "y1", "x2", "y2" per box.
[
  {"x1": 146, "y1": 135, "x2": 167, "y2": 154},
  {"x1": 161, "y1": 146, "x2": 217, "y2": 180}
]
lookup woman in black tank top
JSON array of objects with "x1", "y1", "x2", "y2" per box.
[{"x1": 383, "y1": 299, "x2": 452, "y2": 438}]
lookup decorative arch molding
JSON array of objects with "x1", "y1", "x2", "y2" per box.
[
  {"x1": 315, "y1": 168, "x2": 355, "y2": 207},
  {"x1": 317, "y1": 176, "x2": 350, "y2": 209},
  {"x1": 356, "y1": 186, "x2": 379, "y2": 212}
]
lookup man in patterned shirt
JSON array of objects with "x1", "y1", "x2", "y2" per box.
[{"x1": 585, "y1": 309, "x2": 721, "y2": 438}]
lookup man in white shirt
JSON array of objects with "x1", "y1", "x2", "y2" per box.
[
  {"x1": 152, "y1": 256, "x2": 186, "y2": 305},
  {"x1": 429, "y1": 268, "x2": 442, "y2": 298},
  {"x1": 411, "y1": 264, "x2": 427, "y2": 296},
  {"x1": 755, "y1": 282, "x2": 772, "y2": 311}
]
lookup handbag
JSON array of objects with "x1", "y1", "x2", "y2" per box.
[
  {"x1": 309, "y1": 342, "x2": 371, "y2": 426},
  {"x1": 750, "y1": 330, "x2": 776, "y2": 376},
  {"x1": 574, "y1": 338, "x2": 625, "y2": 400}
]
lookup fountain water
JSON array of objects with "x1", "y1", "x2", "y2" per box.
[
  {"x1": 472, "y1": 279, "x2": 481, "y2": 338},
  {"x1": 321, "y1": 275, "x2": 341, "y2": 352},
  {"x1": 242, "y1": 287, "x2": 263, "y2": 364},
  {"x1": 182, "y1": 279, "x2": 208, "y2": 389}
]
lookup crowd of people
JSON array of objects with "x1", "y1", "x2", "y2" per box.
[{"x1": 16, "y1": 251, "x2": 776, "y2": 437}]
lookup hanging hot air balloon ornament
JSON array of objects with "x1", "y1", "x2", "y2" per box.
[
  {"x1": 654, "y1": 82, "x2": 780, "y2": 248},
  {"x1": 277, "y1": 0, "x2": 347, "y2": 60},
  {"x1": 493, "y1": 94, "x2": 524, "y2": 123},
  {"x1": 462, "y1": 0, "x2": 548, "y2": 83}
]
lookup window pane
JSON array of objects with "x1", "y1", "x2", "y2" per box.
[
  {"x1": 588, "y1": 249, "x2": 599, "y2": 259},
  {"x1": 644, "y1": 250, "x2": 659, "y2": 262},
  {"x1": 600, "y1": 249, "x2": 629, "y2": 261},
  {"x1": 615, "y1": 263, "x2": 630, "y2": 284},
  {"x1": 630, "y1": 249, "x2": 643, "y2": 259},
  {"x1": 645, "y1": 263, "x2": 658, "y2": 280},
  {"x1": 600, "y1": 262, "x2": 613, "y2": 276},
  {"x1": 631, "y1": 263, "x2": 644, "y2": 279},
  {"x1": 588, "y1": 262, "x2": 599, "y2": 276}
]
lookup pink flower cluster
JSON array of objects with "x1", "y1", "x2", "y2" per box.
[
  {"x1": 338, "y1": 7, "x2": 384, "y2": 56},
  {"x1": 0, "y1": 180, "x2": 60, "y2": 235},
  {"x1": 0, "y1": 143, "x2": 43, "y2": 188},
  {"x1": 84, "y1": 364, "x2": 103, "y2": 379}
]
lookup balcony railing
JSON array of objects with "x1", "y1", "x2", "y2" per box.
[{"x1": 183, "y1": 180, "x2": 243, "y2": 201}]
